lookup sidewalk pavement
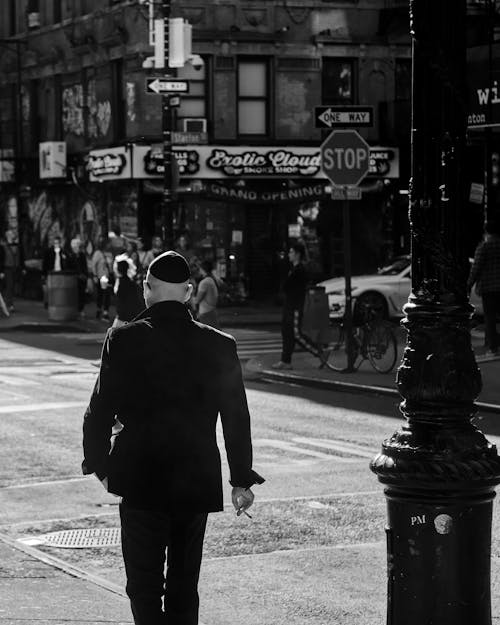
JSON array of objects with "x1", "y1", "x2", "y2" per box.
[
  {"x1": 245, "y1": 327, "x2": 500, "y2": 413},
  {"x1": 0, "y1": 531, "x2": 133, "y2": 624},
  {"x1": 0, "y1": 297, "x2": 282, "y2": 333},
  {"x1": 0, "y1": 300, "x2": 499, "y2": 622}
]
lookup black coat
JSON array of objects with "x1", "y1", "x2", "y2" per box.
[
  {"x1": 115, "y1": 276, "x2": 145, "y2": 322},
  {"x1": 42, "y1": 247, "x2": 70, "y2": 276},
  {"x1": 82, "y1": 300, "x2": 264, "y2": 511},
  {"x1": 283, "y1": 263, "x2": 308, "y2": 310}
]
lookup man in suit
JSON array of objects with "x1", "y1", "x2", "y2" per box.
[
  {"x1": 82, "y1": 250, "x2": 264, "y2": 625},
  {"x1": 42, "y1": 235, "x2": 69, "y2": 276}
]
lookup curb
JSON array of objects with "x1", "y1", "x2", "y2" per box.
[
  {"x1": 260, "y1": 369, "x2": 500, "y2": 415},
  {"x1": 0, "y1": 318, "x2": 281, "y2": 333},
  {"x1": 0, "y1": 322, "x2": 91, "y2": 333}
]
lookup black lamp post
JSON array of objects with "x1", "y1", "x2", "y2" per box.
[{"x1": 370, "y1": 2, "x2": 500, "y2": 624}]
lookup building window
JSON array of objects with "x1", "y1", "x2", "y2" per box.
[
  {"x1": 53, "y1": 1, "x2": 62, "y2": 23},
  {"x1": 237, "y1": 59, "x2": 268, "y2": 136},
  {"x1": 322, "y1": 58, "x2": 355, "y2": 105},
  {"x1": 176, "y1": 60, "x2": 207, "y2": 128},
  {"x1": 8, "y1": 0, "x2": 17, "y2": 35}
]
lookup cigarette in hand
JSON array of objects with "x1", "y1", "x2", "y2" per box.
[{"x1": 237, "y1": 508, "x2": 252, "y2": 519}]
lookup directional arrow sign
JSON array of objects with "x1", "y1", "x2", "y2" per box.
[
  {"x1": 315, "y1": 106, "x2": 373, "y2": 128},
  {"x1": 146, "y1": 78, "x2": 189, "y2": 94}
]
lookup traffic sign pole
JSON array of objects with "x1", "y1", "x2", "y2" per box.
[
  {"x1": 321, "y1": 130, "x2": 370, "y2": 373},
  {"x1": 162, "y1": 0, "x2": 175, "y2": 248},
  {"x1": 341, "y1": 191, "x2": 355, "y2": 372}
]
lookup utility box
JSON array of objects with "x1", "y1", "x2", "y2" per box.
[{"x1": 302, "y1": 285, "x2": 330, "y2": 343}]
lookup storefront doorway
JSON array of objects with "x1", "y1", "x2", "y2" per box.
[{"x1": 245, "y1": 204, "x2": 288, "y2": 301}]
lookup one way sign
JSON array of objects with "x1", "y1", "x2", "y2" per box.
[
  {"x1": 315, "y1": 106, "x2": 373, "y2": 129},
  {"x1": 146, "y1": 78, "x2": 189, "y2": 95}
]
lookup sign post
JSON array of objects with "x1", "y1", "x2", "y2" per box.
[{"x1": 320, "y1": 129, "x2": 370, "y2": 372}]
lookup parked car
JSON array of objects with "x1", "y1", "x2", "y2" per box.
[{"x1": 316, "y1": 255, "x2": 483, "y2": 320}]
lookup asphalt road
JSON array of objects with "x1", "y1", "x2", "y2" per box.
[{"x1": 1, "y1": 330, "x2": 500, "y2": 624}]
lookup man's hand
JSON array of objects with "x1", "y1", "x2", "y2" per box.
[{"x1": 232, "y1": 486, "x2": 254, "y2": 517}]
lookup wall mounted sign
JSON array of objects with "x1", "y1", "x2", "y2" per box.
[
  {"x1": 87, "y1": 146, "x2": 131, "y2": 181},
  {"x1": 467, "y1": 43, "x2": 500, "y2": 128},
  {"x1": 39, "y1": 142, "x2": 67, "y2": 179},
  {"x1": 121, "y1": 144, "x2": 399, "y2": 181}
]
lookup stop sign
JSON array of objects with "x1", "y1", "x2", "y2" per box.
[{"x1": 320, "y1": 129, "x2": 370, "y2": 186}]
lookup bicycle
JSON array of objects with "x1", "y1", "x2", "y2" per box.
[{"x1": 294, "y1": 303, "x2": 398, "y2": 374}]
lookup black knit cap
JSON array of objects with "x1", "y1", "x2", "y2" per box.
[{"x1": 149, "y1": 251, "x2": 190, "y2": 283}]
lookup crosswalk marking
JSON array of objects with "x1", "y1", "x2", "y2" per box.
[
  {"x1": 292, "y1": 437, "x2": 376, "y2": 459},
  {"x1": 252, "y1": 437, "x2": 367, "y2": 464}
]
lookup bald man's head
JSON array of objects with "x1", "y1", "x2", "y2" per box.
[{"x1": 143, "y1": 251, "x2": 192, "y2": 307}]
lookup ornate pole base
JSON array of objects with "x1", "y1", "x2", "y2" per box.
[{"x1": 371, "y1": 305, "x2": 500, "y2": 625}]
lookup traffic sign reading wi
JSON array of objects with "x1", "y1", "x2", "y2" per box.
[
  {"x1": 320, "y1": 130, "x2": 370, "y2": 187},
  {"x1": 315, "y1": 106, "x2": 373, "y2": 128},
  {"x1": 146, "y1": 78, "x2": 189, "y2": 94}
]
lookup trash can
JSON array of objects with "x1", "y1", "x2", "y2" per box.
[
  {"x1": 47, "y1": 271, "x2": 78, "y2": 321},
  {"x1": 302, "y1": 285, "x2": 330, "y2": 343}
]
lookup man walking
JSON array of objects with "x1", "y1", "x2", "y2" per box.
[
  {"x1": 0, "y1": 231, "x2": 18, "y2": 312},
  {"x1": 82, "y1": 250, "x2": 264, "y2": 625},
  {"x1": 273, "y1": 242, "x2": 308, "y2": 370},
  {"x1": 468, "y1": 221, "x2": 500, "y2": 355}
]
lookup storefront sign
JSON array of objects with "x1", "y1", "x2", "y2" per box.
[
  {"x1": 87, "y1": 146, "x2": 131, "y2": 181},
  {"x1": 368, "y1": 147, "x2": 399, "y2": 179},
  {"x1": 202, "y1": 180, "x2": 330, "y2": 203},
  {"x1": 467, "y1": 44, "x2": 500, "y2": 128},
  {"x1": 205, "y1": 148, "x2": 321, "y2": 177},
  {"x1": 130, "y1": 144, "x2": 399, "y2": 180},
  {"x1": 133, "y1": 145, "x2": 199, "y2": 178}
]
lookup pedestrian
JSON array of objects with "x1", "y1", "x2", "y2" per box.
[
  {"x1": 42, "y1": 235, "x2": 70, "y2": 309},
  {"x1": 467, "y1": 220, "x2": 500, "y2": 355},
  {"x1": 151, "y1": 235, "x2": 165, "y2": 258},
  {"x1": 111, "y1": 254, "x2": 144, "y2": 328},
  {"x1": 69, "y1": 238, "x2": 89, "y2": 319},
  {"x1": 108, "y1": 223, "x2": 127, "y2": 256},
  {"x1": 82, "y1": 250, "x2": 264, "y2": 625},
  {"x1": 0, "y1": 231, "x2": 18, "y2": 313},
  {"x1": 136, "y1": 237, "x2": 154, "y2": 284},
  {"x1": 91, "y1": 236, "x2": 112, "y2": 321},
  {"x1": 272, "y1": 242, "x2": 308, "y2": 370},
  {"x1": 194, "y1": 259, "x2": 219, "y2": 327}
]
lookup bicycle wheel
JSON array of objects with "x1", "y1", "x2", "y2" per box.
[
  {"x1": 322, "y1": 323, "x2": 360, "y2": 372},
  {"x1": 366, "y1": 322, "x2": 398, "y2": 373}
]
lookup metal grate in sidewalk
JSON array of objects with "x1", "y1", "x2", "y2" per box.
[{"x1": 19, "y1": 527, "x2": 121, "y2": 549}]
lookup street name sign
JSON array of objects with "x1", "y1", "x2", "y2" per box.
[
  {"x1": 320, "y1": 129, "x2": 370, "y2": 187},
  {"x1": 146, "y1": 78, "x2": 189, "y2": 94},
  {"x1": 315, "y1": 106, "x2": 373, "y2": 129},
  {"x1": 331, "y1": 186, "x2": 362, "y2": 201}
]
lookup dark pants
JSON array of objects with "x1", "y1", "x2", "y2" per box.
[
  {"x1": 482, "y1": 291, "x2": 500, "y2": 352},
  {"x1": 119, "y1": 502, "x2": 208, "y2": 625},
  {"x1": 2, "y1": 267, "x2": 15, "y2": 307},
  {"x1": 281, "y1": 306, "x2": 301, "y2": 363},
  {"x1": 95, "y1": 281, "x2": 110, "y2": 316},
  {"x1": 77, "y1": 278, "x2": 87, "y2": 312}
]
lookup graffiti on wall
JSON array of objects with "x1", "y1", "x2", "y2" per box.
[
  {"x1": 62, "y1": 84, "x2": 84, "y2": 136},
  {"x1": 87, "y1": 79, "x2": 112, "y2": 139}
]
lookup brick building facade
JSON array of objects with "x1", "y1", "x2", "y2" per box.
[{"x1": 0, "y1": 0, "x2": 414, "y2": 300}]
